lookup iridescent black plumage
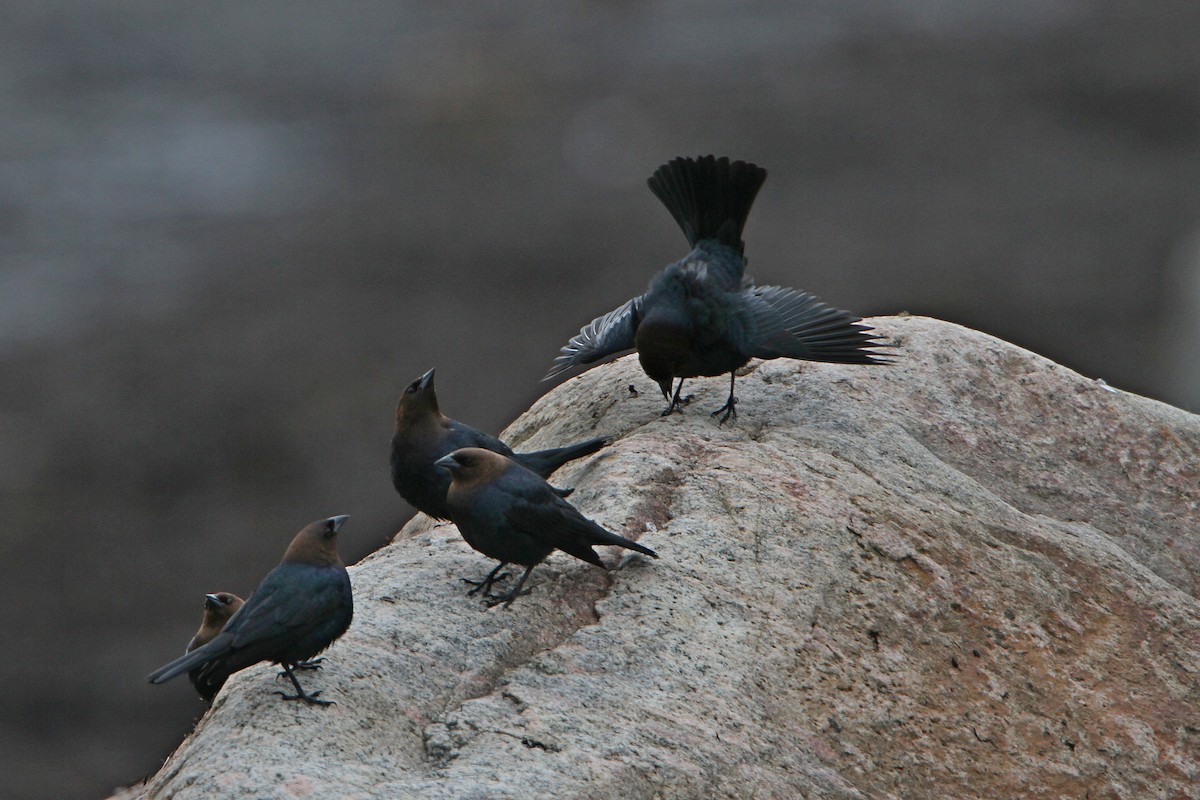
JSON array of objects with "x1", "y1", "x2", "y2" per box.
[
  {"x1": 547, "y1": 155, "x2": 890, "y2": 422},
  {"x1": 435, "y1": 448, "x2": 657, "y2": 608},
  {"x1": 391, "y1": 368, "x2": 608, "y2": 519},
  {"x1": 148, "y1": 516, "x2": 353, "y2": 706}
]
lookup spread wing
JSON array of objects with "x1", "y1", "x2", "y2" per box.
[
  {"x1": 544, "y1": 296, "x2": 643, "y2": 380},
  {"x1": 744, "y1": 285, "x2": 890, "y2": 364}
]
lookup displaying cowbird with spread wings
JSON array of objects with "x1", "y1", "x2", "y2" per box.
[
  {"x1": 546, "y1": 155, "x2": 889, "y2": 422},
  {"x1": 148, "y1": 516, "x2": 353, "y2": 706},
  {"x1": 184, "y1": 592, "x2": 244, "y2": 702},
  {"x1": 434, "y1": 448, "x2": 657, "y2": 608},
  {"x1": 391, "y1": 368, "x2": 608, "y2": 519}
]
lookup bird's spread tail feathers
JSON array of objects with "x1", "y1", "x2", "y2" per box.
[{"x1": 647, "y1": 155, "x2": 767, "y2": 255}]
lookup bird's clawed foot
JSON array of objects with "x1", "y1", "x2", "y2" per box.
[
  {"x1": 660, "y1": 378, "x2": 694, "y2": 416},
  {"x1": 483, "y1": 565, "x2": 537, "y2": 609},
  {"x1": 274, "y1": 688, "x2": 334, "y2": 706},
  {"x1": 484, "y1": 585, "x2": 532, "y2": 609},
  {"x1": 275, "y1": 662, "x2": 333, "y2": 706},
  {"x1": 276, "y1": 658, "x2": 323, "y2": 679},
  {"x1": 462, "y1": 563, "x2": 510, "y2": 597},
  {"x1": 711, "y1": 395, "x2": 737, "y2": 425},
  {"x1": 660, "y1": 394, "x2": 695, "y2": 416},
  {"x1": 551, "y1": 485, "x2": 574, "y2": 498}
]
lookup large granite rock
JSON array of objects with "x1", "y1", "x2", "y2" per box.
[{"x1": 127, "y1": 316, "x2": 1200, "y2": 799}]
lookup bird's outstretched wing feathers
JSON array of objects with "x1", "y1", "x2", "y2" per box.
[
  {"x1": 544, "y1": 296, "x2": 643, "y2": 380},
  {"x1": 745, "y1": 285, "x2": 890, "y2": 364}
]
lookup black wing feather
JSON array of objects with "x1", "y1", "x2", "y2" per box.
[
  {"x1": 544, "y1": 296, "x2": 643, "y2": 380},
  {"x1": 445, "y1": 419, "x2": 515, "y2": 458},
  {"x1": 228, "y1": 570, "x2": 346, "y2": 653},
  {"x1": 745, "y1": 286, "x2": 891, "y2": 364},
  {"x1": 502, "y1": 487, "x2": 656, "y2": 567}
]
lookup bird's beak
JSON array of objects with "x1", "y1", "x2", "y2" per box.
[
  {"x1": 657, "y1": 378, "x2": 673, "y2": 400},
  {"x1": 204, "y1": 593, "x2": 221, "y2": 608},
  {"x1": 327, "y1": 515, "x2": 350, "y2": 532},
  {"x1": 418, "y1": 368, "x2": 436, "y2": 390},
  {"x1": 434, "y1": 454, "x2": 458, "y2": 471}
]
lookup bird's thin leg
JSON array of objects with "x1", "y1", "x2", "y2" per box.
[
  {"x1": 711, "y1": 372, "x2": 738, "y2": 424},
  {"x1": 273, "y1": 662, "x2": 333, "y2": 706},
  {"x1": 462, "y1": 562, "x2": 510, "y2": 596},
  {"x1": 277, "y1": 657, "x2": 323, "y2": 678},
  {"x1": 661, "y1": 378, "x2": 687, "y2": 416},
  {"x1": 487, "y1": 565, "x2": 537, "y2": 609}
]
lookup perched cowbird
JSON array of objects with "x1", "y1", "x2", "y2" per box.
[
  {"x1": 434, "y1": 447, "x2": 657, "y2": 608},
  {"x1": 391, "y1": 368, "x2": 609, "y2": 519},
  {"x1": 185, "y1": 592, "x2": 245, "y2": 702},
  {"x1": 148, "y1": 516, "x2": 353, "y2": 706},
  {"x1": 546, "y1": 155, "x2": 889, "y2": 422}
]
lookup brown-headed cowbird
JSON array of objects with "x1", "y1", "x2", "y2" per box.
[
  {"x1": 433, "y1": 448, "x2": 657, "y2": 608},
  {"x1": 185, "y1": 592, "x2": 244, "y2": 702},
  {"x1": 391, "y1": 368, "x2": 609, "y2": 519},
  {"x1": 546, "y1": 155, "x2": 890, "y2": 422},
  {"x1": 148, "y1": 515, "x2": 353, "y2": 706}
]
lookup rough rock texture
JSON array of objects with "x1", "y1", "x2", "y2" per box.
[{"x1": 128, "y1": 316, "x2": 1200, "y2": 799}]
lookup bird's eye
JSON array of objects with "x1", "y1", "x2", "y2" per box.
[{"x1": 405, "y1": 380, "x2": 420, "y2": 394}]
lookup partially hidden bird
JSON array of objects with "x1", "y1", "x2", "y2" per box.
[
  {"x1": 433, "y1": 447, "x2": 657, "y2": 608},
  {"x1": 391, "y1": 368, "x2": 609, "y2": 520},
  {"x1": 148, "y1": 515, "x2": 353, "y2": 706},
  {"x1": 185, "y1": 591, "x2": 244, "y2": 702},
  {"x1": 546, "y1": 155, "x2": 890, "y2": 422}
]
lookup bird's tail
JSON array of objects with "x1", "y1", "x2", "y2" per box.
[
  {"x1": 516, "y1": 436, "x2": 610, "y2": 478},
  {"x1": 595, "y1": 526, "x2": 659, "y2": 559},
  {"x1": 647, "y1": 155, "x2": 767, "y2": 255},
  {"x1": 147, "y1": 638, "x2": 224, "y2": 685}
]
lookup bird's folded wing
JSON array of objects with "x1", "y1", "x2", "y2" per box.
[
  {"x1": 446, "y1": 419, "x2": 514, "y2": 458},
  {"x1": 744, "y1": 285, "x2": 888, "y2": 363},
  {"x1": 503, "y1": 491, "x2": 608, "y2": 568},
  {"x1": 544, "y1": 296, "x2": 643, "y2": 380},
  {"x1": 229, "y1": 575, "x2": 345, "y2": 650}
]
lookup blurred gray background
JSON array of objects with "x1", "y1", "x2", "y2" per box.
[{"x1": 3, "y1": 2, "x2": 1199, "y2": 797}]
